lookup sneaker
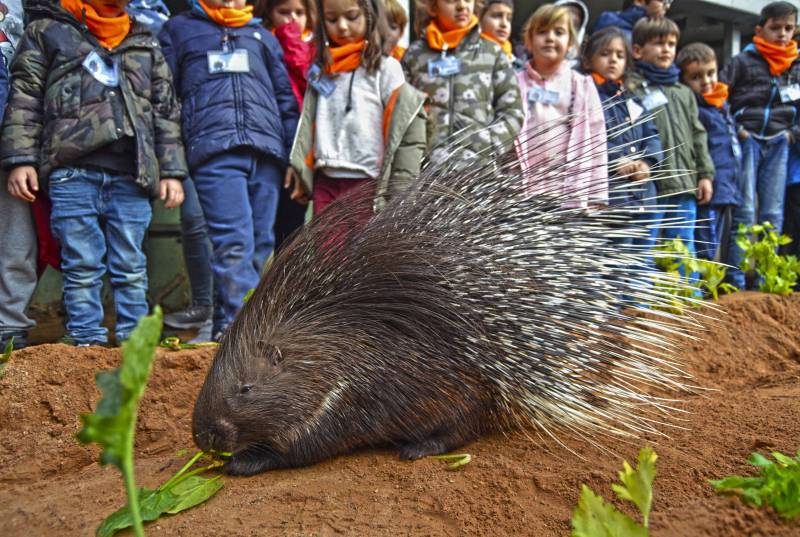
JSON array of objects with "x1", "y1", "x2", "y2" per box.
[
  {"x1": 163, "y1": 305, "x2": 213, "y2": 330},
  {"x1": 188, "y1": 318, "x2": 213, "y2": 344}
]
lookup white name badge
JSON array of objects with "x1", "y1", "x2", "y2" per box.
[
  {"x1": 207, "y1": 49, "x2": 250, "y2": 74},
  {"x1": 527, "y1": 87, "x2": 560, "y2": 105},
  {"x1": 428, "y1": 55, "x2": 461, "y2": 77},
  {"x1": 626, "y1": 98, "x2": 645, "y2": 122},
  {"x1": 82, "y1": 50, "x2": 119, "y2": 87},
  {"x1": 641, "y1": 89, "x2": 668, "y2": 111},
  {"x1": 779, "y1": 83, "x2": 800, "y2": 103}
]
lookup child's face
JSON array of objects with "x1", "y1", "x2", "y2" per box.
[
  {"x1": 480, "y1": 3, "x2": 512, "y2": 42},
  {"x1": 387, "y1": 20, "x2": 404, "y2": 48},
  {"x1": 633, "y1": 34, "x2": 677, "y2": 69},
  {"x1": 527, "y1": 17, "x2": 571, "y2": 67},
  {"x1": 271, "y1": 0, "x2": 308, "y2": 32},
  {"x1": 755, "y1": 15, "x2": 797, "y2": 47},
  {"x1": 682, "y1": 59, "x2": 718, "y2": 95},
  {"x1": 588, "y1": 36, "x2": 627, "y2": 82},
  {"x1": 323, "y1": 0, "x2": 366, "y2": 46},
  {"x1": 202, "y1": 0, "x2": 247, "y2": 9},
  {"x1": 433, "y1": 0, "x2": 475, "y2": 30},
  {"x1": 84, "y1": 0, "x2": 129, "y2": 17}
]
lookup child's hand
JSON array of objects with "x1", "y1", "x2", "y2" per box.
[
  {"x1": 8, "y1": 165, "x2": 39, "y2": 202},
  {"x1": 159, "y1": 178, "x2": 184, "y2": 209},
  {"x1": 696, "y1": 178, "x2": 713, "y2": 205},
  {"x1": 738, "y1": 128, "x2": 750, "y2": 142},
  {"x1": 618, "y1": 159, "x2": 651, "y2": 182},
  {"x1": 284, "y1": 167, "x2": 309, "y2": 205}
]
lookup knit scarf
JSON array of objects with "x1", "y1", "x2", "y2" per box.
[
  {"x1": 703, "y1": 81, "x2": 728, "y2": 109},
  {"x1": 390, "y1": 45, "x2": 406, "y2": 61},
  {"x1": 480, "y1": 32, "x2": 512, "y2": 59},
  {"x1": 197, "y1": 0, "x2": 254, "y2": 27},
  {"x1": 327, "y1": 39, "x2": 364, "y2": 74},
  {"x1": 753, "y1": 36, "x2": 799, "y2": 76},
  {"x1": 426, "y1": 15, "x2": 478, "y2": 51},
  {"x1": 60, "y1": 0, "x2": 130, "y2": 50},
  {"x1": 635, "y1": 60, "x2": 680, "y2": 85}
]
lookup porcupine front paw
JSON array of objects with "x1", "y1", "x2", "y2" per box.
[
  {"x1": 223, "y1": 444, "x2": 286, "y2": 476},
  {"x1": 399, "y1": 438, "x2": 450, "y2": 460}
]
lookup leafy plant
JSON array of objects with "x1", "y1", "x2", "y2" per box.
[
  {"x1": 710, "y1": 450, "x2": 800, "y2": 520},
  {"x1": 736, "y1": 222, "x2": 800, "y2": 294},
  {"x1": 77, "y1": 308, "x2": 223, "y2": 536},
  {"x1": 571, "y1": 447, "x2": 658, "y2": 537},
  {"x1": 0, "y1": 337, "x2": 13, "y2": 378}
]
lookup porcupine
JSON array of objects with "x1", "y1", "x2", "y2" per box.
[{"x1": 191, "y1": 108, "x2": 703, "y2": 477}]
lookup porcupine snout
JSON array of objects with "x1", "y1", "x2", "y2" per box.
[{"x1": 193, "y1": 414, "x2": 238, "y2": 453}]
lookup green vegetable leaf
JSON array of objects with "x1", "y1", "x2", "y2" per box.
[
  {"x1": 430, "y1": 453, "x2": 472, "y2": 470},
  {"x1": 1, "y1": 337, "x2": 13, "y2": 363},
  {"x1": 612, "y1": 447, "x2": 657, "y2": 528},
  {"x1": 571, "y1": 485, "x2": 648, "y2": 537}
]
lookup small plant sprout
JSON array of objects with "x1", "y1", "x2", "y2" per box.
[
  {"x1": 159, "y1": 336, "x2": 218, "y2": 351},
  {"x1": 431, "y1": 453, "x2": 472, "y2": 470},
  {"x1": 571, "y1": 446, "x2": 658, "y2": 537},
  {"x1": 710, "y1": 450, "x2": 800, "y2": 521},
  {"x1": 736, "y1": 222, "x2": 800, "y2": 295},
  {"x1": 0, "y1": 337, "x2": 13, "y2": 379}
]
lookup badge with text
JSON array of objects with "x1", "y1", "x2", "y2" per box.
[
  {"x1": 306, "y1": 64, "x2": 336, "y2": 98},
  {"x1": 428, "y1": 55, "x2": 461, "y2": 77},
  {"x1": 82, "y1": 50, "x2": 119, "y2": 87},
  {"x1": 640, "y1": 88, "x2": 669, "y2": 111},
  {"x1": 626, "y1": 98, "x2": 645, "y2": 122},
  {"x1": 527, "y1": 86, "x2": 560, "y2": 106},
  {"x1": 779, "y1": 83, "x2": 800, "y2": 103},
  {"x1": 207, "y1": 49, "x2": 250, "y2": 74}
]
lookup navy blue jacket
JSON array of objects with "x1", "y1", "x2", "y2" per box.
[
  {"x1": 0, "y1": 56, "x2": 8, "y2": 121},
  {"x1": 159, "y1": 11, "x2": 299, "y2": 170},
  {"x1": 592, "y1": 5, "x2": 646, "y2": 43},
  {"x1": 596, "y1": 80, "x2": 662, "y2": 207},
  {"x1": 695, "y1": 95, "x2": 742, "y2": 207}
]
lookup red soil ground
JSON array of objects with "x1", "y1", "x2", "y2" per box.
[{"x1": 1, "y1": 292, "x2": 799, "y2": 536}]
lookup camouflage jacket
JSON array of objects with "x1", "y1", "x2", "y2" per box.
[
  {"x1": 402, "y1": 26, "x2": 523, "y2": 163},
  {"x1": 0, "y1": 0, "x2": 187, "y2": 196}
]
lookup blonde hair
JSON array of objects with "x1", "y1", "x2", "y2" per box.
[
  {"x1": 522, "y1": 4, "x2": 576, "y2": 51},
  {"x1": 414, "y1": 0, "x2": 485, "y2": 36},
  {"x1": 384, "y1": 0, "x2": 408, "y2": 28}
]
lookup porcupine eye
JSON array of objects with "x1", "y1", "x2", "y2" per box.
[{"x1": 239, "y1": 384, "x2": 253, "y2": 394}]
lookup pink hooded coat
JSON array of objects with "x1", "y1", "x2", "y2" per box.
[{"x1": 515, "y1": 61, "x2": 609, "y2": 208}]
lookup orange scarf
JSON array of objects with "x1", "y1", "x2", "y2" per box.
[
  {"x1": 426, "y1": 15, "x2": 478, "y2": 51},
  {"x1": 199, "y1": 0, "x2": 253, "y2": 28},
  {"x1": 327, "y1": 40, "x2": 364, "y2": 74},
  {"x1": 753, "y1": 36, "x2": 799, "y2": 76},
  {"x1": 391, "y1": 45, "x2": 406, "y2": 61},
  {"x1": 703, "y1": 81, "x2": 729, "y2": 109},
  {"x1": 480, "y1": 32, "x2": 512, "y2": 59},
  {"x1": 60, "y1": 0, "x2": 130, "y2": 50},
  {"x1": 590, "y1": 72, "x2": 622, "y2": 87}
]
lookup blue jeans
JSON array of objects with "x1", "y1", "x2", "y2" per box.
[
  {"x1": 180, "y1": 177, "x2": 213, "y2": 307},
  {"x1": 192, "y1": 149, "x2": 282, "y2": 333},
  {"x1": 728, "y1": 134, "x2": 790, "y2": 289},
  {"x1": 651, "y1": 193, "x2": 698, "y2": 279},
  {"x1": 49, "y1": 167, "x2": 152, "y2": 344}
]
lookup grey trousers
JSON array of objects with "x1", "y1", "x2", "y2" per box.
[{"x1": 0, "y1": 175, "x2": 37, "y2": 334}]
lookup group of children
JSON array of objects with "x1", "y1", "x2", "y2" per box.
[{"x1": 0, "y1": 0, "x2": 798, "y2": 349}]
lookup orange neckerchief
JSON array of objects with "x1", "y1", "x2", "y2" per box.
[
  {"x1": 60, "y1": 0, "x2": 130, "y2": 50},
  {"x1": 426, "y1": 15, "x2": 478, "y2": 51},
  {"x1": 327, "y1": 39, "x2": 365, "y2": 74},
  {"x1": 753, "y1": 36, "x2": 799, "y2": 76},
  {"x1": 198, "y1": 0, "x2": 253, "y2": 28},
  {"x1": 480, "y1": 32, "x2": 512, "y2": 59},
  {"x1": 590, "y1": 72, "x2": 622, "y2": 86},
  {"x1": 703, "y1": 81, "x2": 729, "y2": 109},
  {"x1": 391, "y1": 45, "x2": 406, "y2": 61}
]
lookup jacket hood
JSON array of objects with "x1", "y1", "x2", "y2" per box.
[{"x1": 554, "y1": 0, "x2": 589, "y2": 48}]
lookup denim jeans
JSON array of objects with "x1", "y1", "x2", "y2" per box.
[
  {"x1": 49, "y1": 167, "x2": 152, "y2": 344},
  {"x1": 695, "y1": 205, "x2": 734, "y2": 262},
  {"x1": 192, "y1": 149, "x2": 282, "y2": 333},
  {"x1": 179, "y1": 177, "x2": 213, "y2": 307},
  {"x1": 727, "y1": 134, "x2": 790, "y2": 289},
  {"x1": 650, "y1": 193, "x2": 698, "y2": 279}
]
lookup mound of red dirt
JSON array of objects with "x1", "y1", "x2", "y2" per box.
[{"x1": 1, "y1": 292, "x2": 799, "y2": 536}]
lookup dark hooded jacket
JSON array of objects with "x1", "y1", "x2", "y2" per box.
[
  {"x1": 158, "y1": 8, "x2": 299, "y2": 170},
  {"x1": 695, "y1": 94, "x2": 742, "y2": 207},
  {"x1": 0, "y1": 0, "x2": 188, "y2": 195},
  {"x1": 592, "y1": 4, "x2": 646, "y2": 43}
]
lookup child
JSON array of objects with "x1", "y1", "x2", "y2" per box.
[
  {"x1": 479, "y1": 0, "x2": 513, "y2": 60},
  {"x1": 384, "y1": 0, "x2": 408, "y2": 61},
  {"x1": 126, "y1": 0, "x2": 170, "y2": 34},
  {"x1": 721, "y1": 1, "x2": 800, "y2": 288},
  {"x1": 255, "y1": 0, "x2": 316, "y2": 251},
  {"x1": 627, "y1": 17, "x2": 714, "y2": 261},
  {"x1": 677, "y1": 42, "x2": 742, "y2": 263},
  {"x1": 583, "y1": 27, "x2": 662, "y2": 223},
  {"x1": 553, "y1": 0, "x2": 588, "y2": 63},
  {"x1": 2, "y1": 0, "x2": 187, "y2": 346},
  {"x1": 283, "y1": 0, "x2": 427, "y2": 217},
  {"x1": 402, "y1": 0, "x2": 523, "y2": 165},
  {"x1": 593, "y1": 0, "x2": 670, "y2": 43},
  {"x1": 160, "y1": 0, "x2": 299, "y2": 339},
  {"x1": 515, "y1": 4, "x2": 608, "y2": 209}
]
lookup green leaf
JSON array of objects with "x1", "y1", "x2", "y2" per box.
[
  {"x1": 1, "y1": 337, "x2": 13, "y2": 364},
  {"x1": 571, "y1": 485, "x2": 648, "y2": 537},
  {"x1": 612, "y1": 447, "x2": 657, "y2": 528},
  {"x1": 430, "y1": 453, "x2": 472, "y2": 470}
]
